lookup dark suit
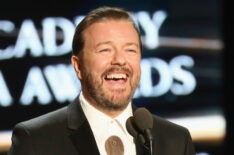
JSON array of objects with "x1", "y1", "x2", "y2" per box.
[{"x1": 8, "y1": 97, "x2": 195, "y2": 155}]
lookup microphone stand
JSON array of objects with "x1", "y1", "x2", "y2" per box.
[
  {"x1": 149, "y1": 139, "x2": 153, "y2": 155},
  {"x1": 145, "y1": 129, "x2": 153, "y2": 155}
]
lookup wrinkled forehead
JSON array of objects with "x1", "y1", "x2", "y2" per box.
[{"x1": 82, "y1": 19, "x2": 141, "y2": 48}]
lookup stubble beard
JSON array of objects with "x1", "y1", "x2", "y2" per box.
[{"x1": 81, "y1": 66, "x2": 140, "y2": 112}]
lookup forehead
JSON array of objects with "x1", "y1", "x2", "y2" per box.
[{"x1": 83, "y1": 19, "x2": 140, "y2": 45}]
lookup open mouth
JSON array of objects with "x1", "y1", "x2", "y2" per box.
[{"x1": 104, "y1": 73, "x2": 128, "y2": 82}]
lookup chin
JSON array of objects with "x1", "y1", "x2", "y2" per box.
[{"x1": 109, "y1": 91, "x2": 131, "y2": 103}]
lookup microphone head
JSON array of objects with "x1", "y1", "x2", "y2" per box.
[
  {"x1": 134, "y1": 108, "x2": 153, "y2": 132},
  {"x1": 126, "y1": 116, "x2": 146, "y2": 145},
  {"x1": 126, "y1": 116, "x2": 138, "y2": 138}
]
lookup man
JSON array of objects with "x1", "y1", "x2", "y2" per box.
[{"x1": 8, "y1": 7, "x2": 195, "y2": 155}]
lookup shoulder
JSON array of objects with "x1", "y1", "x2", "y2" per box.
[
  {"x1": 13, "y1": 96, "x2": 81, "y2": 134},
  {"x1": 151, "y1": 115, "x2": 195, "y2": 154},
  {"x1": 15, "y1": 106, "x2": 68, "y2": 133},
  {"x1": 152, "y1": 115, "x2": 191, "y2": 139},
  {"x1": 9, "y1": 106, "x2": 69, "y2": 154}
]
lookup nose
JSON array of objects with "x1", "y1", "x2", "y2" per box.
[{"x1": 111, "y1": 50, "x2": 126, "y2": 66}]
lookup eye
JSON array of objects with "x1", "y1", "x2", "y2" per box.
[
  {"x1": 126, "y1": 49, "x2": 137, "y2": 53},
  {"x1": 99, "y1": 48, "x2": 110, "y2": 53}
]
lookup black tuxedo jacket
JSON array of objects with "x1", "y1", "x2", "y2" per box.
[{"x1": 8, "y1": 97, "x2": 195, "y2": 155}]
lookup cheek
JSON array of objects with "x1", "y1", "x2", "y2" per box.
[
  {"x1": 131, "y1": 62, "x2": 141, "y2": 82},
  {"x1": 84, "y1": 58, "x2": 109, "y2": 75},
  {"x1": 130, "y1": 59, "x2": 141, "y2": 73}
]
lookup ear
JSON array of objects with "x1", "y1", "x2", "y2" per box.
[{"x1": 71, "y1": 55, "x2": 82, "y2": 80}]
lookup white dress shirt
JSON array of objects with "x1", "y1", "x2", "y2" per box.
[{"x1": 79, "y1": 92, "x2": 136, "y2": 155}]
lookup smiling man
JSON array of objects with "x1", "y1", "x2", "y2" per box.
[
  {"x1": 9, "y1": 7, "x2": 195, "y2": 155},
  {"x1": 72, "y1": 17, "x2": 141, "y2": 118}
]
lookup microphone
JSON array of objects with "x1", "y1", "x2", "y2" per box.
[
  {"x1": 134, "y1": 108, "x2": 153, "y2": 141},
  {"x1": 126, "y1": 108, "x2": 154, "y2": 155},
  {"x1": 126, "y1": 116, "x2": 146, "y2": 145},
  {"x1": 134, "y1": 108, "x2": 153, "y2": 155}
]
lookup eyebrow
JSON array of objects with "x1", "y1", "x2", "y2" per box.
[
  {"x1": 95, "y1": 41, "x2": 111, "y2": 48},
  {"x1": 124, "y1": 42, "x2": 139, "y2": 48}
]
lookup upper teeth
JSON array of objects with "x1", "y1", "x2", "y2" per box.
[{"x1": 106, "y1": 74, "x2": 127, "y2": 79}]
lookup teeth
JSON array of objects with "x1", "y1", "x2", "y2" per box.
[{"x1": 106, "y1": 74, "x2": 127, "y2": 79}]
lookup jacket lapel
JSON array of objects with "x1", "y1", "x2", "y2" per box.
[{"x1": 67, "y1": 96, "x2": 100, "y2": 155}]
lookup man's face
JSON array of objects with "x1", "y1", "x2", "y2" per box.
[{"x1": 73, "y1": 19, "x2": 141, "y2": 112}]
